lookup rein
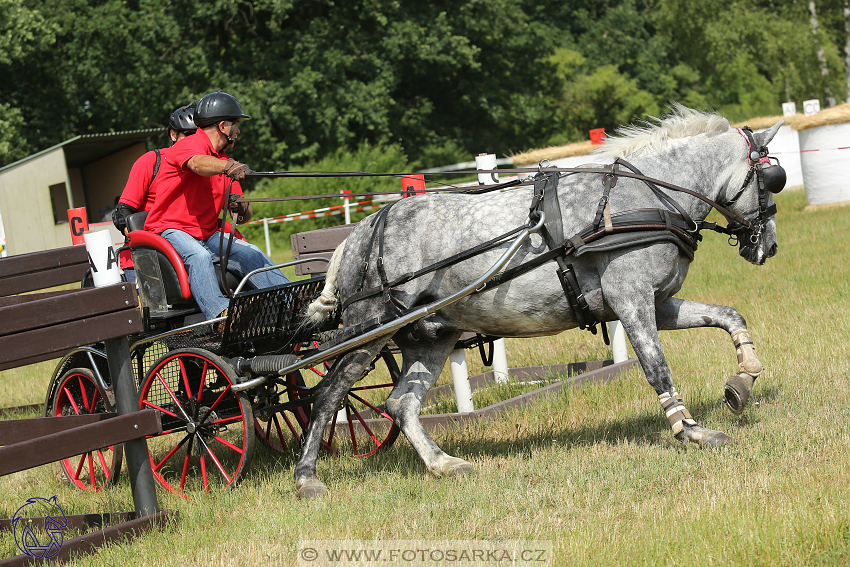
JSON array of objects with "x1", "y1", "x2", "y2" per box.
[{"x1": 237, "y1": 166, "x2": 758, "y2": 232}]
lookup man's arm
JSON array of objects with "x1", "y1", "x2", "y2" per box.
[{"x1": 185, "y1": 155, "x2": 230, "y2": 177}]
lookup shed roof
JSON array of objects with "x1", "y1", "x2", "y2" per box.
[{"x1": 0, "y1": 128, "x2": 165, "y2": 173}]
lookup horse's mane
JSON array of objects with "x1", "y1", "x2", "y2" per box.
[{"x1": 594, "y1": 104, "x2": 731, "y2": 159}]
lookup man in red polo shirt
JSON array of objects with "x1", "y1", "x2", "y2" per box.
[
  {"x1": 113, "y1": 104, "x2": 197, "y2": 282},
  {"x1": 144, "y1": 90, "x2": 289, "y2": 322}
]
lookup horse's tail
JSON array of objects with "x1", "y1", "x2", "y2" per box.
[{"x1": 306, "y1": 238, "x2": 347, "y2": 324}]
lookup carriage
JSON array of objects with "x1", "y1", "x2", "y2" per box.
[
  {"x1": 42, "y1": 208, "x2": 519, "y2": 496},
  {"x1": 44, "y1": 107, "x2": 787, "y2": 499}
]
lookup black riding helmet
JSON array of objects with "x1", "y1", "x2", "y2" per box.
[
  {"x1": 193, "y1": 90, "x2": 251, "y2": 128},
  {"x1": 168, "y1": 104, "x2": 198, "y2": 133}
]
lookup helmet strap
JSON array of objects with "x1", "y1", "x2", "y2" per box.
[{"x1": 219, "y1": 121, "x2": 235, "y2": 148}]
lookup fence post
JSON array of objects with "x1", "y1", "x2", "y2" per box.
[
  {"x1": 449, "y1": 349, "x2": 474, "y2": 412},
  {"x1": 105, "y1": 336, "x2": 160, "y2": 517},
  {"x1": 342, "y1": 190, "x2": 352, "y2": 224},
  {"x1": 263, "y1": 218, "x2": 272, "y2": 257},
  {"x1": 492, "y1": 339, "x2": 509, "y2": 384},
  {"x1": 608, "y1": 320, "x2": 629, "y2": 364}
]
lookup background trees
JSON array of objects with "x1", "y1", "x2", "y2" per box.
[{"x1": 3, "y1": 0, "x2": 847, "y2": 193}]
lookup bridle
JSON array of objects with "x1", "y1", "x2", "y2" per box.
[{"x1": 723, "y1": 126, "x2": 786, "y2": 244}]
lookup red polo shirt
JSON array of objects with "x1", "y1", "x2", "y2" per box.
[
  {"x1": 144, "y1": 129, "x2": 243, "y2": 239},
  {"x1": 117, "y1": 148, "x2": 170, "y2": 269}
]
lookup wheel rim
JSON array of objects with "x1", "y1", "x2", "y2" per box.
[
  {"x1": 53, "y1": 370, "x2": 119, "y2": 491},
  {"x1": 139, "y1": 349, "x2": 254, "y2": 496}
]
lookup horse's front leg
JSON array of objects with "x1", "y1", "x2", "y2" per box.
[
  {"x1": 656, "y1": 297, "x2": 765, "y2": 414},
  {"x1": 293, "y1": 338, "x2": 389, "y2": 500},
  {"x1": 385, "y1": 331, "x2": 472, "y2": 478},
  {"x1": 605, "y1": 286, "x2": 734, "y2": 447}
]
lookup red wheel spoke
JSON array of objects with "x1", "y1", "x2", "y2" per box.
[
  {"x1": 207, "y1": 415, "x2": 244, "y2": 426},
  {"x1": 77, "y1": 377, "x2": 91, "y2": 412},
  {"x1": 141, "y1": 399, "x2": 180, "y2": 419},
  {"x1": 212, "y1": 435, "x2": 243, "y2": 454},
  {"x1": 87, "y1": 453, "x2": 96, "y2": 490},
  {"x1": 349, "y1": 382, "x2": 394, "y2": 392},
  {"x1": 97, "y1": 450, "x2": 110, "y2": 478},
  {"x1": 178, "y1": 357, "x2": 193, "y2": 401},
  {"x1": 62, "y1": 387, "x2": 81, "y2": 415},
  {"x1": 200, "y1": 455, "x2": 209, "y2": 491},
  {"x1": 74, "y1": 453, "x2": 86, "y2": 480},
  {"x1": 199, "y1": 438, "x2": 233, "y2": 484},
  {"x1": 348, "y1": 402, "x2": 380, "y2": 446},
  {"x1": 197, "y1": 361, "x2": 207, "y2": 401},
  {"x1": 156, "y1": 372, "x2": 192, "y2": 422},
  {"x1": 180, "y1": 454, "x2": 191, "y2": 490},
  {"x1": 206, "y1": 385, "x2": 232, "y2": 414},
  {"x1": 154, "y1": 434, "x2": 192, "y2": 472},
  {"x1": 346, "y1": 406, "x2": 359, "y2": 454},
  {"x1": 348, "y1": 391, "x2": 394, "y2": 421},
  {"x1": 280, "y1": 413, "x2": 299, "y2": 440}
]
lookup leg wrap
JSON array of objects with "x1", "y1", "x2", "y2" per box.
[
  {"x1": 731, "y1": 329, "x2": 764, "y2": 377},
  {"x1": 658, "y1": 389, "x2": 697, "y2": 436}
]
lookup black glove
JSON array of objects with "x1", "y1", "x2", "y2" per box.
[
  {"x1": 223, "y1": 158, "x2": 252, "y2": 181},
  {"x1": 112, "y1": 202, "x2": 137, "y2": 234}
]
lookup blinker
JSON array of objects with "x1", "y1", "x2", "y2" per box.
[{"x1": 761, "y1": 164, "x2": 786, "y2": 194}]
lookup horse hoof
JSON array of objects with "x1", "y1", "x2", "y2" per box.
[
  {"x1": 296, "y1": 478, "x2": 328, "y2": 500},
  {"x1": 429, "y1": 457, "x2": 474, "y2": 478},
  {"x1": 679, "y1": 425, "x2": 736, "y2": 448},
  {"x1": 700, "y1": 430, "x2": 736, "y2": 447},
  {"x1": 724, "y1": 373, "x2": 756, "y2": 415}
]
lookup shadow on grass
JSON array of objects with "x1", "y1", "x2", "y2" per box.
[{"x1": 240, "y1": 381, "x2": 785, "y2": 484}]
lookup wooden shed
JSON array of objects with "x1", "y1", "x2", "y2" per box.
[{"x1": 0, "y1": 128, "x2": 164, "y2": 256}]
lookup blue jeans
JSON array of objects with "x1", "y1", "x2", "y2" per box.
[{"x1": 162, "y1": 229, "x2": 290, "y2": 320}]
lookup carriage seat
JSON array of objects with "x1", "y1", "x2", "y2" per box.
[{"x1": 125, "y1": 211, "x2": 247, "y2": 317}]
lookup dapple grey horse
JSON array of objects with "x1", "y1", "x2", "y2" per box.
[{"x1": 294, "y1": 106, "x2": 783, "y2": 499}]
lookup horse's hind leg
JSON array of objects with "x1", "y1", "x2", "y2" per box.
[
  {"x1": 293, "y1": 337, "x2": 389, "y2": 499},
  {"x1": 385, "y1": 331, "x2": 473, "y2": 477},
  {"x1": 656, "y1": 297, "x2": 765, "y2": 414},
  {"x1": 604, "y1": 284, "x2": 734, "y2": 447}
]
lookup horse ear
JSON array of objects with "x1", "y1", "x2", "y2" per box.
[{"x1": 754, "y1": 120, "x2": 784, "y2": 147}]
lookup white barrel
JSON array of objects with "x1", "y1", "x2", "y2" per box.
[
  {"x1": 84, "y1": 229, "x2": 122, "y2": 287},
  {"x1": 475, "y1": 153, "x2": 499, "y2": 185},
  {"x1": 799, "y1": 122, "x2": 850, "y2": 206}
]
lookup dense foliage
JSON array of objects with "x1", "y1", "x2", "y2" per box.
[{"x1": 4, "y1": 0, "x2": 849, "y2": 171}]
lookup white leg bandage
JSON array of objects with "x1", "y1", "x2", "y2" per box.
[
  {"x1": 731, "y1": 329, "x2": 764, "y2": 377},
  {"x1": 658, "y1": 389, "x2": 697, "y2": 435}
]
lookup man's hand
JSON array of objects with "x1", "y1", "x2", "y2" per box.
[
  {"x1": 223, "y1": 158, "x2": 252, "y2": 180},
  {"x1": 228, "y1": 193, "x2": 248, "y2": 216}
]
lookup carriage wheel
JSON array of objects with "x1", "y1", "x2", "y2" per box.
[
  {"x1": 253, "y1": 370, "x2": 312, "y2": 454},
  {"x1": 253, "y1": 348, "x2": 335, "y2": 455},
  {"x1": 139, "y1": 348, "x2": 255, "y2": 496},
  {"x1": 340, "y1": 346, "x2": 401, "y2": 457},
  {"x1": 253, "y1": 344, "x2": 400, "y2": 458},
  {"x1": 51, "y1": 368, "x2": 122, "y2": 491}
]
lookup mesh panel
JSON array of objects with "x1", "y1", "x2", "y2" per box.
[{"x1": 220, "y1": 277, "x2": 337, "y2": 355}]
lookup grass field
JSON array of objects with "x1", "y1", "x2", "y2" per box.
[{"x1": 1, "y1": 188, "x2": 849, "y2": 566}]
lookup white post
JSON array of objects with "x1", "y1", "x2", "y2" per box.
[
  {"x1": 608, "y1": 320, "x2": 629, "y2": 364},
  {"x1": 449, "y1": 349, "x2": 474, "y2": 412},
  {"x1": 475, "y1": 153, "x2": 499, "y2": 185},
  {"x1": 343, "y1": 190, "x2": 352, "y2": 224},
  {"x1": 492, "y1": 339, "x2": 509, "y2": 384},
  {"x1": 262, "y1": 218, "x2": 271, "y2": 257}
]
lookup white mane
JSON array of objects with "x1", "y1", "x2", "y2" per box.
[{"x1": 594, "y1": 104, "x2": 731, "y2": 159}]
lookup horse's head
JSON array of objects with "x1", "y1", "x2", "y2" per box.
[{"x1": 725, "y1": 120, "x2": 785, "y2": 265}]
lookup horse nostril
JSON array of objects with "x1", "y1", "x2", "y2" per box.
[{"x1": 768, "y1": 243, "x2": 778, "y2": 258}]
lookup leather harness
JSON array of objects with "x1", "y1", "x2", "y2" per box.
[{"x1": 341, "y1": 160, "x2": 714, "y2": 344}]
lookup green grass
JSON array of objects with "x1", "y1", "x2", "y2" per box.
[{"x1": 2, "y1": 188, "x2": 850, "y2": 566}]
